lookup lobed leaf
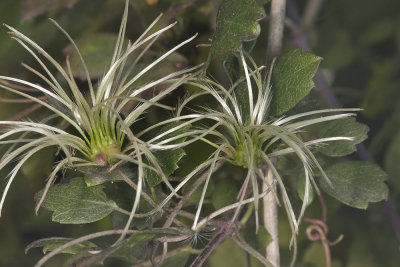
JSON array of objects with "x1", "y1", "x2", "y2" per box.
[
  {"x1": 270, "y1": 49, "x2": 322, "y2": 116},
  {"x1": 36, "y1": 177, "x2": 118, "y2": 224},
  {"x1": 318, "y1": 118, "x2": 369, "y2": 157},
  {"x1": 319, "y1": 161, "x2": 388, "y2": 209},
  {"x1": 211, "y1": 0, "x2": 266, "y2": 59}
]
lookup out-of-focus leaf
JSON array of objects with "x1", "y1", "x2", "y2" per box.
[
  {"x1": 270, "y1": 49, "x2": 322, "y2": 116},
  {"x1": 36, "y1": 177, "x2": 118, "y2": 223},
  {"x1": 64, "y1": 32, "x2": 188, "y2": 81},
  {"x1": 21, "y1": 147, "x2": 55, "y2": 180},
  {"x1": 22, "y1": 0, "x2": 79, "y2": 21},
  {"x1": 240, "y1": 225, "x2": 271, "y2": 250},
  {"x1": 318, "y1": 118, "x2": 369, "y2": 157},
  {"x1": 63, "y1": 33, "x2": 121, "y2": 80},
  {"x1": 208, "y1": 238, "x2": 246, "y2": 267},
  {"x1": 384, "y1": 131, "x2": 400, "y2": 190},
  {"x1": 183, "y1": 175, "x2": 215, "y2": 205},
  {"x1": 319, "y1": 161, "x2": 388, "y2": 209},
  {"x1": 211, "y1": 0, "x2": 266, "y2": 59},
  {"x1": 145, "y1": 122, "x2": 190, "y2": 186},
  {"x1": 319, "y1": 30, "x2": 355, "y2": 70},
  {"x1": 369, "y1": 102, "x2": 400, "y2": 156},
  {"x1": 211, "y1": 179, "x2": 238, "y2": 210},
  {"x1": 160, "y1": 250, "x2": 191, "y2": 267},
  {"x1": 25, "y1": 237, "x2": 98, "y2": 255},
  {"x1": 361, "y1": 62, "x2": 399, "y2": 119},
  {"x1": 360, "y1": 19, "x2": 394, "y2": 45},
  {"x1": 302, "y1": 242, "x2": 341, "y2": 267},
  {"x1": 297, "y1": 173, "x2": 314, "y2": 205}
]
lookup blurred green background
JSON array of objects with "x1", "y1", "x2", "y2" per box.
[{"x1": 0, "y1": 0, "x2": 400, "y2": 266}]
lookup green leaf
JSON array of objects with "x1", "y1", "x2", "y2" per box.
[
  {"x1": 160, "y1": 250, "x2": 191, "y2": 267},
  {"x1": 318, "y1": 118, "x2": 369, "y2": 157},
  {"x1": 63, "y1": 33, "x2": 122, "y2": 80},
  {"x1": 211, "y1": 0, "x2": 266, "y2": 59},
  {"x1": 239, "y1": 225, "x2": 271, "y2": 250},
  {"x1": 270, "y1": 49, "x2": 322, "y2": 116},
  {"x1": 234, "y1": 81, "x2": 251, "y2": 125},
  {"x1": 211, "y1": 179, "x2": 238, "y2": 210},
  {"x1": 319, "y1": 161, "x2": 388, "y2": 209},
  {"x1": 25, "y1": 237, "x2": 98, "y2": 255},
  {"x1": 384, "y1": 131, "x2": 400, "y2": 190},
  {"x1": 145, "y1": 122, "x2": 190, "y2": 186},
  {"x1": 36, "y1": 177, "x2": 118, "y2": 224},
  {"x1": 297, "y1": 174, "x2": 314, "y2": 205}
]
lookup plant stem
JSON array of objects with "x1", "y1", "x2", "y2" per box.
[
  {"x1": 264, "y1": 0, "x2": 286, "y2": 265},
  {"x1": 190, "y1": 176, "x2": 253, "y2": 267},
  {"x1": 265, "y1": 0, "x2": 287, "y2": 67},
  {"x1": 263, "y1": 168, "x2": 279, "y2": 267},
  {"x1": 190, "y1": 222, "x2": 236, "y2": 267},
  {"x1": 233, "y1": 229, "x2": 273, "y2": 267}
]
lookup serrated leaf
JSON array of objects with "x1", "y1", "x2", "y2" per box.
[
  {"x1": 36, "y1": 177, "x2": 118, "y2": 224},
  {"x1": 145, "y1": 123, "x2": 190, "y2": 186},
  {"x1": 25, "y1": 237, "x2": 98, "y2": 255},
  {"x1": 270, "y1": 49, "x2": 322, "y2": 116},
  {"x1": 211, "y1": 0, "x2": 266, "y2": 59},
  {"x1": 318, "y1": 118, "x2": 369, "y2": 157},
  {"x1": 320, "y1": 161, "x2": 388, "y2": 209}
]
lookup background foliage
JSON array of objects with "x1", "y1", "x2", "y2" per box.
[{"x1": 0, "y1": 0, "x2": 399, "y2": 266}]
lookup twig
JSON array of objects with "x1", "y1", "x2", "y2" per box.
[
  {"x1": 264, "y1": 0, "x2": 287, "y2": 266},
  {"x1": 233, "y1": 229, "x2": 273, "y2": 267},
  {"x1": 263, "y1": 168, "x2": 279, "y2": 267},
  {"x1": 190, "y1": 223, "x2": 235, "y2": 267},
  {"x1": 265, "y1": 0, "x2": 287, "y2": 67},
  {"x1": 190, "y1": 174, "x2": 254, "y2": 267},
  {"x1": 153, "y1": 161, "x2": 224, "y2": 265}
]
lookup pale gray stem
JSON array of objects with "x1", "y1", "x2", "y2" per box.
[
  {"x1": 265, "y1": 0, "x2": 287, "y2": 67},
  {"x1": 263, "y1": 168, "x2": 279, "y2": 267},
  {"x1": 264, "y1": 0, "x2": 286, "y2": 266}
]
